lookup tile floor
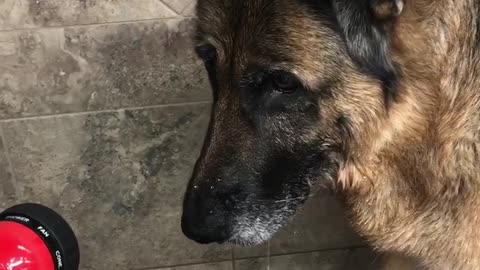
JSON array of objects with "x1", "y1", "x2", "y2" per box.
[{"x1": 0, "y1": 1, "x2": 378, "y2": 269}]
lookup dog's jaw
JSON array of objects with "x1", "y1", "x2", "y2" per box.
[
  {"x1": 226, "y1": 195, "x2": 302, "y2": 246},
  {"x1": 227, "y1": 215, "x2": 287, "y2": 246}
]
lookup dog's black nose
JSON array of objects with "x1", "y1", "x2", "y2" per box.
[{"x1": 181, "y1": 186, "x2": 232, "y2": 244}]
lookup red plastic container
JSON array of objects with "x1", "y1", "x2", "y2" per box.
[{"x1": 0, "y1": 204, "x2": 80, "y2": 270}]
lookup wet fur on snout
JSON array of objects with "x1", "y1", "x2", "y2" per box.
[{"x1": 182, "y1": 0, "x2": 480, "y2": 269}]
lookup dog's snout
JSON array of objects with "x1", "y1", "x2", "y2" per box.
[{"x1": 181, "y1": 181, "x2": 233, "y2": 244}]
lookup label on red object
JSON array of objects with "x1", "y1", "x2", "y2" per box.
[
  {"x1": 37, "y1": 226, "x2": 51, "y2": 238},
  {"x1": 3, "y1": 215, "x2": 30, "y2": 223},
  {"x1": 55, "y1": 250, "x2": 63, "y2": 268}
]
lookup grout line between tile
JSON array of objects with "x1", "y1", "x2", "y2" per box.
[
  {"x1": 0, "y1": 124, "x2": 18, "y2": 198},
  {"x1": 231, "y1": 245, "x2": 236, "y2": 270},
  {"x1": 134, "y1": 245, "x2": 368, "y2": 270},
  {"x1": 270, "y1": 244, "x2": 369, "y2": 258},
  {"x1": 234, "y1": 244, "x2": 368, "y2": 262},
  {"x1": 179, "y1": 1, "x2": 196, "y2": 15},
  {"x1": 0, "y1": 100, "x2": 212, "y2": 123},
  {"x1": 0, "y1": 16, "x2": 195, "y2": 33},
  {"x1": 132, "y1": 258, "x2": 233, "y2": 270},
  {"x1": 266, "y1": 241, "x2": 271, "y2": 270},
  {"x1": 159, "y1": 0, "x2": 181, "y2": 16}
]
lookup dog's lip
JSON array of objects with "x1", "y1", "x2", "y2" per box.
[
  {"x1": 225, "y1": 232, "x2": 268, "y2": 247},
  {"x1": 225, "y1": 237, "x2": 247, "y2": 246}
]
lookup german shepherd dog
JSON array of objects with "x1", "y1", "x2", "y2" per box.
[{"x1": 181, "y1": 0, "x2": 480, "y2": 269}]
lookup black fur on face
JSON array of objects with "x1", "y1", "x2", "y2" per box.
[
  {"x1": 331, "y1": 0, "x2": 403, "y2": 105},
  {"x1": 181, "y1": 0, "x2": 402, "y2": 246}
]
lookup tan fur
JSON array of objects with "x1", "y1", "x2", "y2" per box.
[
  {"x1": 195, "y1": 0, "x2": 480, "y2": 269},
  {"x1": 267, "y1": 1, "x2": 480, "y2": 268},
  {"x1": 341, "y1": 1, "x2": 480, "y2": 269}
]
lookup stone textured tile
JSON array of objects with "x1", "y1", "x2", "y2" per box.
[
  {"x1": 0, "y1": 133, "x2": 16, "y2": 210},
  {"x1": 269, "y1": 190, "x2": 365, "y2": 256},
  {"x1": 0, "y1": 0, "x2": 177, "y2": 30},
  {"x1": 235, "y1": 248, "x2": 379, "y2": 270},
  {"x1": 0, "y1": 18, "x2": 210, "y2": 119},
  {"x1": 235, "y1": 257, "x2": 269, "y2": 270},
  {"x1": 342, "y1": 248, "x2": 380, "y2": 269},
  {"x1": 233, "y1": 243, "x2": 269, "y2": 260},
  {"x1": 156, "y1": 261, "x2": 233, "y2": 270},
  {"x1": 1, "y1": 104, "x2": 232, "y2": 270}
]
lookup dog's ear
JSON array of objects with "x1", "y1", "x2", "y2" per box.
[{"x1": 332, "y1": 0, "x2": 404, "y2": 84}]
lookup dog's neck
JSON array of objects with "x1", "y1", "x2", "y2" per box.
[
  {"x1": 391, "y1": 0, "x2": 480, "y2": 185},
  {"x1": 396, "y1": 0, "x2": 480, "y2": 104},
  {"x1": 340, "y1": 0, "x2": 480, "y2": 190},
  {"x1": 339, "y1": 1, "x2": 480, "y2": 267}
]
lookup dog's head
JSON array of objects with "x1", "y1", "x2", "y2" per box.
[{"x1": 181, "y1": 0, "x2": 404, "y2": 246}]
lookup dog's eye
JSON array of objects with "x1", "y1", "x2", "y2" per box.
[
  {"x1": 195, "y1": 44, "x2": 217, "y2": 63},
  {"x1": 271, "y1": 71, "x2": 300, "y2": 93}
]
